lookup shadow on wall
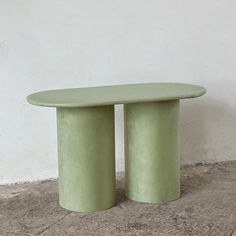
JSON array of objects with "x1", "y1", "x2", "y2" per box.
[{"x1": 180, "y1": 97, "x2": 236, "y2": 165}]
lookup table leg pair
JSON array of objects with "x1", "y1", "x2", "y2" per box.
[{"x1": 57, "y1": 100, "x2": 180, "y2": 212}]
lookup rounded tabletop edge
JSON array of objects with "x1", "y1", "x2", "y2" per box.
[{"x1": 26, "y1": 83, "x2": 207, "y2": 108}]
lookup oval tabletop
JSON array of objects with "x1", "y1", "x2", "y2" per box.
[{"x1": 27, "y1": 83, "x2": 206, "y2": 108}]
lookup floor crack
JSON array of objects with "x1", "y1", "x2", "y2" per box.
[{"x1": 37, "y1": 212, "x2": 71, "y2": 235}]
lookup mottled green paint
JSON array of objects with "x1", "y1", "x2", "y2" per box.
[
  {"x1": 27, "y1": 83, "x2": 206, "y2": 107},
  {"x1": 57, "y1": 106, "x2": 116, "y2": 212},
  {"x1": 124, "y1": 100, "x2": 180, "y2": 203},
  {"x1": 27, "y1": 83, "x2": 206, "y2": 212}
]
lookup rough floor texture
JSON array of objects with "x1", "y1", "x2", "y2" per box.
[{"x1": 1, "y1": 161, "x2": 236, "y2": 236}]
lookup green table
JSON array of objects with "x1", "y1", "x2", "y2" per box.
[{"x1": 27, "y1": 83, "x2": 206, "y2": 212}]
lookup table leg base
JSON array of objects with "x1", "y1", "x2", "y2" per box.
[
  {"x1": 57, "y1": 105, "x2": 116, "y2": 212},
  {"x1": 124, "y1": 100, "x2": 180, "y2": 203}
]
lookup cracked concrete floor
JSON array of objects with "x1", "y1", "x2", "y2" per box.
[{"x1": 1, "y1": 161, "x2": 236, "y2": 236}]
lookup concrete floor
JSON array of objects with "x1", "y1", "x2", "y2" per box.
[{"x1": 1, "y1": 162, "x2": 236, "y2": 236}]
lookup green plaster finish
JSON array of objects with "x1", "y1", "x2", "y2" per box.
[
  {"x1": 27, "y1": 83, "x2": 206, "y2": 107},
  {"x1": 57, "y1": 106, "x2": 116, "y2": 212},
  {"x1": 124, "y1": 100, "x2": 180, "y2": 203},
  {"x1": 27, "y1": 83, "x2": 206, "y2": 212}
]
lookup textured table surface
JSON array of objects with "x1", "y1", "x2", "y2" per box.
[{"x1": 27, "y1": 83, "x2": 206, "y2": 107}]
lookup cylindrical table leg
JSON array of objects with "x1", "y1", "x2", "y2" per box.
[
  {"x1": 124, "y1": 100, "x2": 180, "y2": 203},
  {"x1": 56, "y1": 105, "x2": 116, "y2": 212}
]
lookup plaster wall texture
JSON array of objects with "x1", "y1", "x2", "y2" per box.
[{"x1": 0, "y1": 0, "x2": 236, "y2": 183}]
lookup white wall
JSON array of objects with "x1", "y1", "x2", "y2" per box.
[{"x1": 0, "y1": 0, "x2": 236, "y2": 184}]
